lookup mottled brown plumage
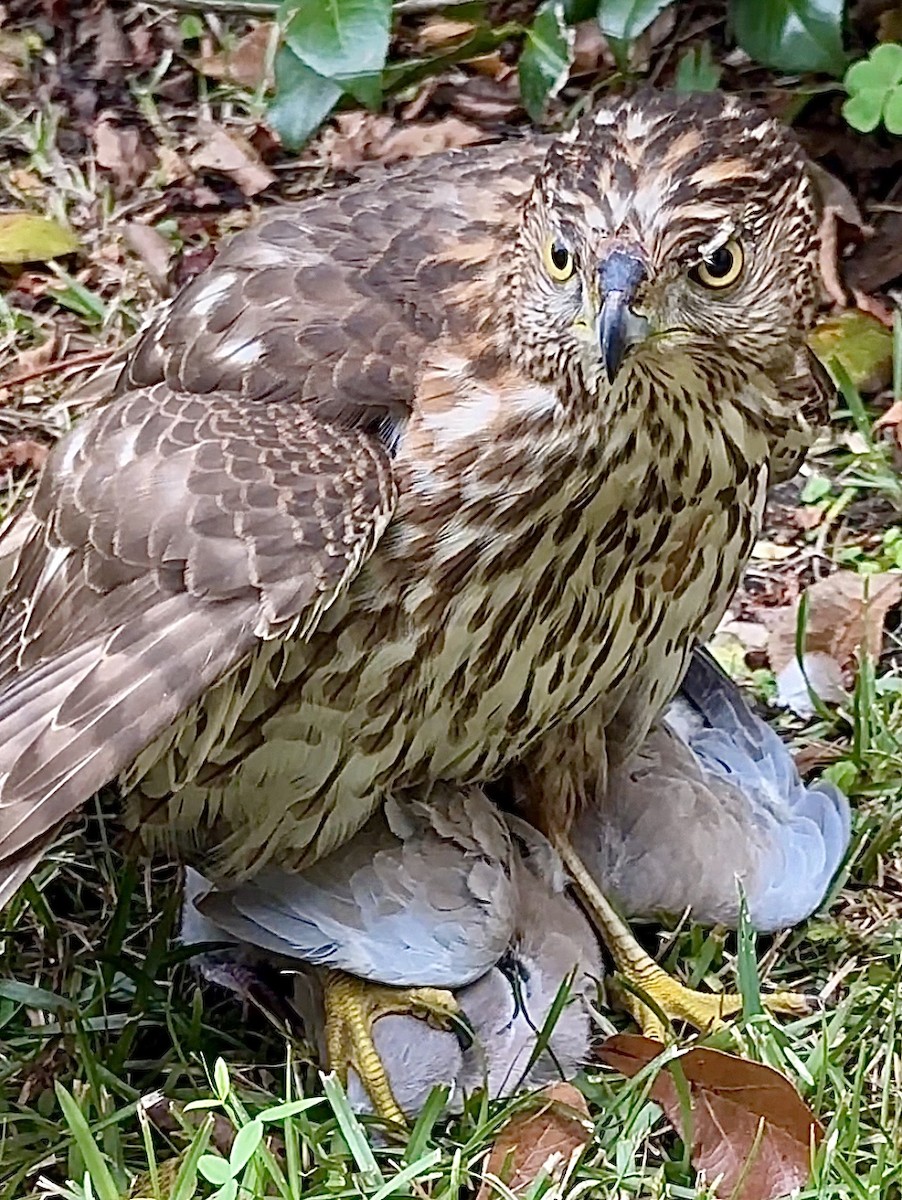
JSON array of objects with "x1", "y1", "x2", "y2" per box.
[{"x1": 0, "y1": 90, "x2": 828, "y2": 904}]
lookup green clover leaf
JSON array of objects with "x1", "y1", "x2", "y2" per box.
[{"x1": 842, "y1": 42, "x2": 902, "y2": 134}]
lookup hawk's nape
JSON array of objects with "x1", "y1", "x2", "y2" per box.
[{"x1": 0, "y1": 387, "x2": 397, "y2": 905}]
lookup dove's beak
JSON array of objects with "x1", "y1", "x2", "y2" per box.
[{"x1": 597, "y1": 249, "x2": 649, "y2": 383}]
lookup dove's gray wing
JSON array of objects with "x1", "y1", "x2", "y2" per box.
[
  {"x1": 578, "y1": 647, "x2": 850, "y2": 932},
  {"x1": 192, "y1": 784, "x2": 517, "y2": 987},
  {"x1": 181, "y1": 809, "x2": 599, "y2": 1118},
  {"x1": 340, "y1": 828, "x2": 600, "y2": 1117}
]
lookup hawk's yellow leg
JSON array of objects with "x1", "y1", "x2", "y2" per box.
[
  {"x1": 554, "y1": 837, "x2": 811, "y2": 1040},
  {"x1": 322, "y1": 970, "x2": 462, "y2": 1125}
]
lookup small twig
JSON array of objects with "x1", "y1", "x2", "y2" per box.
[{"x1": 0, "y1": 349, "x2": 112, "y2": 393}]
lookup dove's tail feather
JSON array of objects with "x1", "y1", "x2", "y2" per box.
[{"x1": 673, "y1": 646, "x2": 851, "y2": 931}]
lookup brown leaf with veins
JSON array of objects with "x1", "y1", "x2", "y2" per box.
[
  {"x1": 191, "y1": 127, "x2": 275, "y2": 197},
  {"x1": 767, "y1": 570, "x2": 902, "y2": 716},
  {"x1": 94, "y1": 117, "x2": 151, "y2": 191},
  {"x1": 598, "y1": 1035, "x2": 821, "y2": 1200},
  {"x1": 196, "y1": 24, "x2": 275, "y2": 90},
  {"x1": 768, "y1": 570, "x2": 902, "y2": 674},
  {"x1": 322, "y1": 113, "x2": 486, "y2": 173},
  {"x1": 475, "y1": 1081, "x2": 591, "y2": 1199}
]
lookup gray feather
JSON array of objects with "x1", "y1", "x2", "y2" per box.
[{"x1": 578, "y1": 646, "x2": 851, "y2": 931}]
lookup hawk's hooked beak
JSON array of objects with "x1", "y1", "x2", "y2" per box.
[{"x1": 597, "y1": 250, "x2": 649, "y2": 383}]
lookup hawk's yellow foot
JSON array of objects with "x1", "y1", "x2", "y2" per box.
[
  {"x1": 322, "y1": 970, "x2": 463, "y2": 1125},
  {"x1": 554, "y1": 836, "x2": 812, "y2": 1040}
]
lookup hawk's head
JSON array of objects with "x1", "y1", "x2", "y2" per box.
[{"x1": 508, "y1": 90, "x2": 820, "y2": 401}]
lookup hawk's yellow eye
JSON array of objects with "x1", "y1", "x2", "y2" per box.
[
  {"x1": 690, "y1": 238, "x2": 744, "y2": 289},
  {"x1": 543, "y1": 237, "x2": 575, "y2": 282}
]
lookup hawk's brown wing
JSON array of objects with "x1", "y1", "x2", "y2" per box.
[
  {"x1": 0, "y1": 387, "x2": 396, "y2": 900},
  {"x1": 0, "y1": 141, "x2": 543, "y2": 903}
]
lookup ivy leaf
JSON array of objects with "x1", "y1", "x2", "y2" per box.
[
  {"x1": 518, "y1": 0, "x2": 574, "y2": 122},
  {"x1": 597, "y1": 0, "x2": 672, "y2": 42},
  {"x1": 268, "y1": 46, "x2": 342, "y2": 150},
  {"x1": 281, "y1": 0, "x2": 391, "y2": 104},
  {"x1": 729, "y1": 0, "x2": 846, "y2": 76}
]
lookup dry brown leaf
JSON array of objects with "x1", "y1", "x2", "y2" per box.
[
  {"x1": 768, "y1": 570, "x2": 902, "y2": 675},
  {"x1": 808, "y1": 164, "x2": 868, "y2": 308},
  {"x1": 767, "y1": 570, "x2": 902, "y2": 715},
  {"x1": 846, "y1": 208, "x2": 902, "y2": 295},
  {"x1": 93, "y1": 117, "x2": 150, "y2": 190},
  {"x1": 876, "y1": 400, "x2": 902, "y2": 451},
  {"x1": 323, "y1": 113, "x2": 486, "y2": 172},
  {"x1": 0, "y1": 31, "x2": 30, "y2": 91},
  {"x1": 440, "y1": 73, "x2": 522, "y2": 124},
  {"x1": 155, "y1": 146, "x2": 191, "y2": 186},
  {"x1": 191, "y1": 127, "x2": 275, "y2": 197},
  {"x1": 196, "y1": 24, "x2": 274, "y2": 90},
  {"x1": 598, "y1": 1035, "x2": 821, "y2": 1200},
  {"x1": 851, "y1": 287, "x2": 896, "y2": 328},
  {"x1": 571, "y1": 20, "x2": 613, "y2": 76},
  {"x1": 475, "y1": 1081, "x2": 591, "y2": 1199},
  {"x1": 13, "y1": 333, "x2": 57, "y2": 377},
  {"x1": 92, "y1": 6, "x2": 133, "y2": 75},
  {"x1": 0, "y1": 438, "x2": 48, "y2": 474},
  {"x1": 124, "y1": 223, "x2": 173, "y2": 294},
  {"x1": 416, "y1": 17, "x2": 477, "y2": 51}
]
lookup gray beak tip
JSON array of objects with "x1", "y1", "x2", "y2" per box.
[{"x1": 597, "y1": 249, "x2": 648, "y2": 384}]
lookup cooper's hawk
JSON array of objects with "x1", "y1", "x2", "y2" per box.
[
  {"x1": 181, "y1": 649, "x2": 847, "y2": 1119},
  {"x1": 0, "y1": 90, "x2": 829, "y2": 1110}
]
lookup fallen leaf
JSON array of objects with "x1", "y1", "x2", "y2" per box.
[
  {"x1": 91, "y1": 6, "x2": 133, "y2": 75},
  {"x1": 475, "y1": 1081, "x2": 591, "y2": 1199},
  {"x1": 322, "y1": 112, "x2": 486, "y2": 172},
  {"x1": 93, "y1": 117, "x2": 151, "y2": 191},
  {"x1": 809, "y1": 162, "x2": 868, "y2": 307},
  {"x1": 845, "y1": 208, "x2": 902, "y2": 295},
  {"x1": 598, "y1": 1035, "x2": 821, "y2": 1200},
  {"x1": 416, "y1": 16, "x2": 478, "y2": 51},
  {"x1": 0, "y1": 31, "x2": 32, "y2": 91},
  {"x1": 0, "y1": 438, "x2": 48, "y2": 474},
  {"x1": 124, "y1": 223, "x2": 173, "y2": 294},
  {"x1": 570, "y1": 20, "x2": 613, "y2": 76},
  {"x1": 809, "y1": 309, "x2": 894, "y2": 394},
  {"x1": 13, "y1": 333, "x2": 57, "y2": 377},
  {"x1": 876, "y1": 399, "x2": 902, "y2": 452},
  {"x1": 0, "y1": 213, "x2": 79, "y2": 264},
  {"x1": 191, "y1": 127, "x2": 275, "y2": 197},
  {"x1": 767, "y1": 570, "x2": 902, "y2": 715},
  {"x1": 750, "y1": 539, "x2": 797, "y2": 562},
  {"x1": 195, "y1": 23, "x2": 275, "y2": 90},
  {"x1": 152, "y1": 145, "x2": 188, "y2": 187}
]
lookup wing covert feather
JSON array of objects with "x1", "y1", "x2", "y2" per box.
[{"x1": 0, "y1": 384, "x2": 397, "y2": 883}]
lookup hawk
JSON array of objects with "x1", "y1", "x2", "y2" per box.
[{"x1": 0, "y1": 90, "x2": 828, "y2": 1111}]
